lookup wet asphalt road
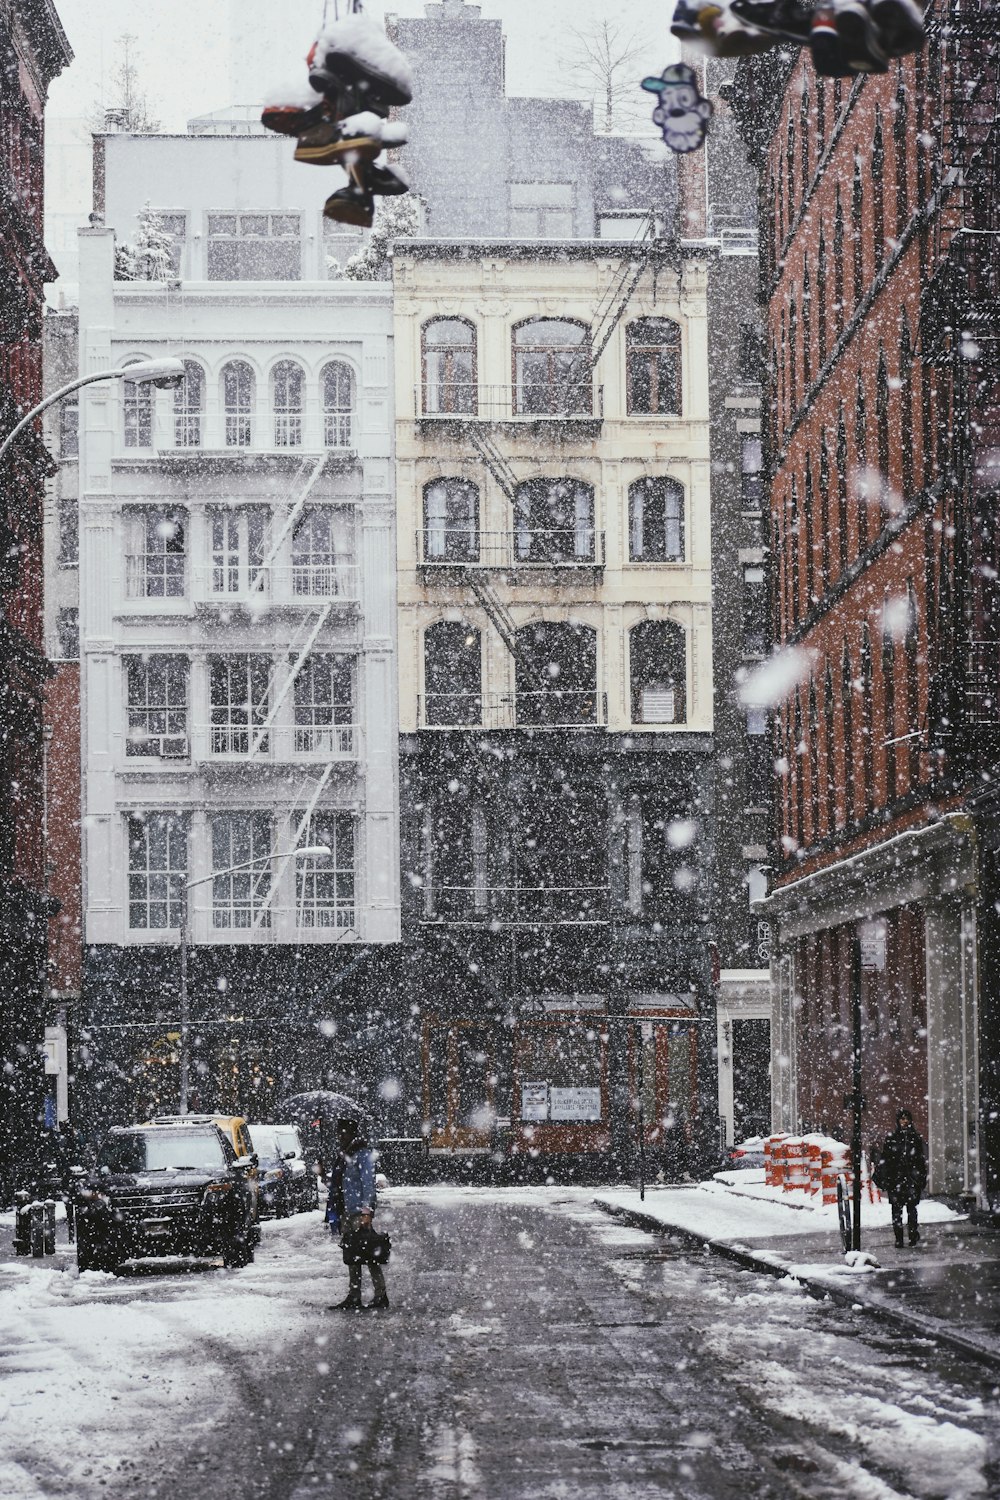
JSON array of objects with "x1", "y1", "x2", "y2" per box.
[
  {"x1": 90, "y1": 1187, "x2": 1000, "y2": 1500},
  {"x1": 103, "y1": 1194, "x2": 1000, "y2": 1500}
]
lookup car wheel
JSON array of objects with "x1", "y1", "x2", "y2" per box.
[
  {"x1": 222, "y1": 1231, "x2": 254, "y2": 1268},
  {"x1": 77, "y1": 1231, "x2": 117, "y2": 1273}
]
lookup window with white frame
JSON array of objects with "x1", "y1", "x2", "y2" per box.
[
  {"x1": 272, "y1": 360, "x2": 304, "y2": 447},
  {"x1": 629, "y1": 477, "x2": 685, "y2": 563},
  {"x1": 294, "y1": 655, "x2": 354, "y2": 754},
  {"x1": 157, "y1": 212, "x2": 187, "y2": 276},
  {"x1": 128, "y1": 812, "x2": 187, "y2": 929},
  {"x1": 296, "y1": 813, "x2": 355, "y2": 929},
  {"x1": 123, "y1": 364, "x2": 153, "y2": 448},
  {"x1": 210, "y1": 509, "x2": 266, "y2": 595},
  {"x1": 423, "y1": 478, "x2": 479, "y2": 562},
  {"x1": 58, "y1": 498, "x2": 78, "y2": 566},
  {"x1": 209, "y1": 654, "x2": 270, "y2": 754},
  {"x1": 630, "y1": 620, "x2": 686, "y2": 725},
  {"x1": 421, "y1": 319, "x2": 477, "y2": 416},
  {"x1": 512, "y1": 319, "x2": 591, "y2": 416},
  {"x1": 741, "y1": 437, "x2": 764, "y2": 510},
  {"x1": 322, "y1": 361, "x2": 354, "y2": 447},
  {"x1": 509, "y1": 182, "x2": 574, "y2": 238},
  {"x1": 207, "y1": 212, "x2": 301, "y2": 281},
  {"x1": 742, "y1": 565, "x2": 768, "y2": 657},
  {"x1": 125, "y1": 655, "x2": 188, "y2": 757},
  {"x1": 125, "y1": 510, "x2": 186, "y2": 599},
  {"x1": 174, "y1": 360, "x2": 204, "y2": 447},
  {"x1": 222, "y1": 360, "x2": 254, "y2": 447},
  {"x1": 514, "y1": 477, "x2": 594, "y2": 563},
  {"x1": 292, "y1": 508, "x2": 345, "y2": 595},
  {"x1": 211, "y1": 812, "x2": 272, "y2": 928},
  {"x1": 59, "y1": 400, "x2": 78, "y2": 458}
]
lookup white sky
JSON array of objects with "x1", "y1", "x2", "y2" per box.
[{"x1": 47, "y1": 0, "x2": 673, "y2": 128}]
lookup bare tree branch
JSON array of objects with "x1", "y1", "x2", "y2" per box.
[{"x1": 566, "y1": 19, "x2": 645, "y2": 134}]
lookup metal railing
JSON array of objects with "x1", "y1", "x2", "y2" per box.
[
  {"x1": 323, "y1": 411, "x2": 354, "y2": 449},
  {"x1": 197, "y1": 722, "x2": 358, "y2": 761},
  {"x1": 419, "y1": 689, "x2": 605, "y2": 731},
  {"x1": 191, "y1": 563, "x2": 360, "y2": 606},
  {"x1": 417, "y1": 529, "x2": 605, "y2": 570},
  {"x1": 274, "y1": 413, "x2": 303, "y2": 447},
  {"x1": 429, "y1": 885, "x2": 611, "y2": 925},
  {"x1": 417, "y1": 383, "x2": 603, "y2": 421}
]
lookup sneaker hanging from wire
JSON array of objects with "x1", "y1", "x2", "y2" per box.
[
  {"x1": 729, "y1": 0, "x2": 814, "y2": 42},
  {"x1": 811, "y1": 2, "x2": 853, "y2": 74},
  {"x1": 869, "y1": 0, "x2": 925, "y2": 55},
  {"x1": 834, "y1": 0, "x2": 889, "y2": 72}
]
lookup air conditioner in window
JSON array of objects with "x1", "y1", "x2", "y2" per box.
[{"x1": 160, "y1": 735, "x2": 189, "y2": 759}]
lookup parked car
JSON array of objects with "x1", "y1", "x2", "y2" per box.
[
  {"x1": 246, "y1": 1123, "x2": 295, "y2": 1218},
  {"x1": 152, "y1": 1114, "x2": 260, "y2": 1239},
  {"x1": 724, "y1": 1136, "x2": 767, "y2": 1171},
  {"x1": 76, "y1": 1122, "x2": 258, "y2": 1272},
  {"x1": 273, "y1": 1123, "x2": 319, "y2": 1212}
]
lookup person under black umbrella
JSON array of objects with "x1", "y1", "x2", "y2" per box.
[{"x1": 329, "y1": 1118, "x2": 389, "y2": 1312}]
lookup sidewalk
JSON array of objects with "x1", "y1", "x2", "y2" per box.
[{"x1": 595, "y1": 1174, "x2": 1000, "y2": 1370}]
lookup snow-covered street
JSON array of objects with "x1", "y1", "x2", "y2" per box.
[{"x1": 2, "y1": 1188, "x2": 998, "y2": 1500}]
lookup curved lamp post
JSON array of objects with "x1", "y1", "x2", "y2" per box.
[
  {"x1": 178, "y1": 845, "x2": 331, "y2": 1112},
  {"x1": 0, "y1": 357, "x2": 186, "y2": 467}
]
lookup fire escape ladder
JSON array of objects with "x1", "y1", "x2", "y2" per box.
[
  {"x1": 251, "y1": 761, "x2": 337, "y2": 934},
  {"x1": 250, "y1": 452, "x2": 327, "y2": 594},
  {"x1": 465, "y1": 570, "x2": 529, "y2": 668},
  {"x1": 585, "y1": 238, "x2": 653, "y2": 379},
  {"x1": 248, "y1": 602, "x2": 334, "y2": 761},
  {"x1": 467, "y1": 426, "x2": 519, "y2": 504}
]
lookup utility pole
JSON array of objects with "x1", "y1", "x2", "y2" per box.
[{"x1": 844, "y1": 933, "x2": 868, "y2": 1251}]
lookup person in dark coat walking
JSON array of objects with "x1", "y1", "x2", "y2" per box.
[
  {"x1": 874, "y1": 1108, "x2": 927, "y2": 1247},
  {"x1": 329, "y1": 1118, "x2": 389, "y2": 1311}
]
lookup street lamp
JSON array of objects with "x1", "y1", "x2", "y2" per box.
[
  {"x1": 177, "y1": 845, "x2": 331, "y2": 1112},
  {"x1": 0, "y1": 357, "x2": 186, "y2": 467}
]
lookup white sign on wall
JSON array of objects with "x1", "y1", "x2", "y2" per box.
[
  {"x1": 549, "y1": 1087, "x2": 602, "y2": 1122},
  {"x1": 520, "y1": 1082, "x2": 549, "y2": 1122},
  {"x1": 858, "y1": 919, "x2": 887, "y2": 971}
]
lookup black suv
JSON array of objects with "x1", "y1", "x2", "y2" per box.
[{"x1": 76, "y1": 1123, "x2": 258, "y2": 1272}]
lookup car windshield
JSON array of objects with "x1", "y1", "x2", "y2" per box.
[
  {"x1": 274, "y1": 1127, "x2": 301, "y2": 1157},
  {"x1": 247, "y1": 1126, "x2": 282, "y2": 1162},
  {"x1": 97, "y1": 1131, "x2": 226, "y2": 1174}
]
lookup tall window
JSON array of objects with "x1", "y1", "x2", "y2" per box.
[
  {"x1": 630, "y1": 620, "x2": 686, "y2": 725},
  {"x1": 222, "y1": 360, "x2": 254, "y2": 447},
  {"x1": 125, "y1": 510, "x2": 186, "y2": 599},
  {"x1": 746, "y1": 706, "x2": 770, "y2": 807},
  {"x1": 125, "y1": 655, "x2": 188, "y2": 756},
  {"x1": 294, "y1": 655, "x2": 354, "y2": 754},
  {"x1": 209, "y1": 654, "x2": 270, "y2": 755},
  {"x1": 292, "y1": 509, "x2": 343, "y2": 595},
  {"x1": 629, "y1": 477, "x2": 684, "y2": 562},
  {"x1": 296, "y1": 814, "x2": 355, "y2": 930},
  {"x1": 211, "y1": 812, "x2": 271, "y2": 928},
  {"x1": 626, "y1": 319, "x2": 681, "y2": 415},
  {"x1": 743, "y1": 566, "x2": 768, "y2": 657},
  {"x1": 207, "y1": 212, "x2": 300, "y2": 280},
  {"x1": 513, "y1": 319, "x2": 591, "y2": 416},
  {"x1": 128, "y1": 813, "x2": 187, "y2": 930},
  {"x1": 59, "y1": 400, "x2": 79, "y2": 458},
  {"x1": 423, "y1": 479, "x2": 479, "y2": 563},
  {"x1": 514, "y1": 478, "x2": 594, "y2": 563},
  {"x1": 58, "y1": 498, "x2": 78, "y2": 566},
  {"x1": 322, "y1": 361, "x2": 354, "y2": 446},
  {"x1": 515, "y1": 622, "x2": 598, "y2": 727},
  {"x1": 509, "y1": 181, "x2": 574, "y2": 237},
  {"x1": 422, "y1": 319, "x2": 476, "y2": 415},
  {"x1": 852, "y1": 155, "x2": 864, "y2": 307},
  {"x1": 741, "y1": 438, "x2": 764, "y2": 510},
  {"x1": 424, "y1": 621, "x2": 481, "y2": 726},
  {"x1": 123, "y1": 365, "x2": 153, "y2": 448},
  {"x1": 55, "y1": 607, "x2": 79, "y2": 660},
  {"x1": 210, "y1": 509, "x2": 266, "y2": 595},
  {"x1": 174, "y1": 361, "x2": 204, "y2": 447},
  {"x1": 272, "y1": 360, "x2": 304, "y2": 447}
]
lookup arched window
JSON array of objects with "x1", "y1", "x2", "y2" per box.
[
  {"x1": 123, "y1": 361, "x2": 153, "y2": 448},
  {"x1": 423, "y1": 621, "x2": 482, "y2": 726},
  {"x1": 173, "y1": 360, "x2": 204, "y2": 448},
  {"x1": 513, "y1": 477, "x2": 594, "y2": 563},
  {"x1": 272, "y1": 360, "x2": 304, "y2": 447},
  {"x1": 630, "y1": 620, "x2": 686, "y2": 726},
  {"x1": 629, "y1": 477, "x2": 684, "y2": 562},
  {"x1": 422, "y1": 318, "x2": 476, "y2": 415},
  {"x1": 512, "y1": 318, "x2": 591, "y2": 416},
  {"x1": 514, "y1": 621, "x2": 598, "y2": 727},
  {"x1": 322, "y1": 361, "x2": 354, "y2": 447},
  {"x1": 222, "y1": 360, "x2": 254, "y2": 447},
  {"x1": 292, "y1": 509, "x2": 341, "y2": 596},
  {"x1": 626, "y1": 318, "x2": 681, "y2": 415},
  {"x1": 423, "y1": 479, "x2": 479, "y2": 563}
]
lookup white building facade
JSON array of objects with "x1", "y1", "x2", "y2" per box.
[{"x1": 74, "y1": 133, "x2": 398, "y2": 1122}]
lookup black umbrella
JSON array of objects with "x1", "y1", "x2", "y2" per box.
[{"x1": 276, "y1": 1090, "x2": 369, "y2": 1126}]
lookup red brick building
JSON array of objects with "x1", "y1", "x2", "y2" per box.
[
  {"x1": 733, "y1": 5, "x2": 1000, "y2": 1202},
  {"x1": 0, "y1": 0, "x2": 71, "y2": 1198}
]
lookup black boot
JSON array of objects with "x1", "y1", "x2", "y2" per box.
[
  {"x1": 909, "y1": 1228, "x2": 920, "y2": 1246},
  {"x1": 329, "y1": 1293, "x2": 364, "y2": 1310},
  {"x1": 894, "y1": 1226, "x2": 904, "y2": 1248}
]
